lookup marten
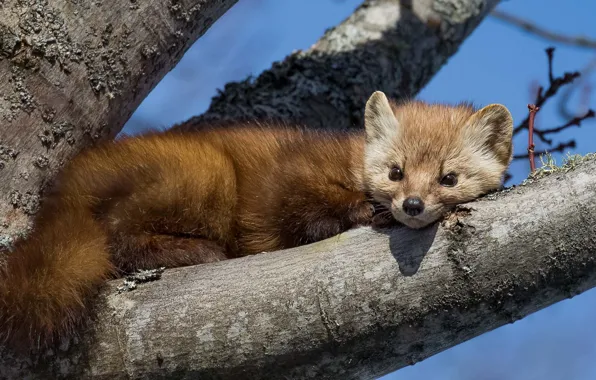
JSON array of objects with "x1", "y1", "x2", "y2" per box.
[{"x1": 0, "y1": 91, "x2": 513, "y2": 352}]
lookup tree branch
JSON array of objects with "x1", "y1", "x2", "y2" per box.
[
  {"x1": 512, "y1": 47, "x2": 583, "y2": 143},
  {"x1": 527, "y1": 104, "x2": 540, "y2": 171},
  {"x1": 491, "y1": 9, "x2": 596, "y2": 50},
  {"x1": 0, "y1": 0, "x2": 238, "y2": 243},
  {"x1": 556, "y1": 57, "x2": 596, "y2": 121},
  {"x1": 538, "y1": 109, "x2": 595, "y2": 136},
  {"x1": 513, "y1": 140, "x2": 576, "y2": 160},
  {"x1": 508, "y1": 48, "x2": 595, "y2": 177},
  {"x1": 2, "y1": 156, "x2": 596, "y2": 379},
  {"x1": 174, "y1": 0, "x2": 501, "y2": 132}
]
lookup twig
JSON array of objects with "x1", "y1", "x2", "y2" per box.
[
  {"x1": 508, "y1": 48, "x2": 594, "y2": 182},
  {"x1": 557, "y1": 57, "x2": 596, "y2": 121},
  {"x1": 513, "y1": 140, "x2": 576, "y2": 160},
  {"x1": 491, "y1": 9, "x2": 596, "y2": 50},
  {"x1": 513, "y1": 47, "x2": 581, "y2": 140},
  {"x1": 538, "y1": 109, "x2": 595, "y2": 135},
  {"x1": 546, "y1": 46, "x2": 555, "y2": 84},
  {"x1": 527, "y1": 104, "x2": 540, "y2": 171}
]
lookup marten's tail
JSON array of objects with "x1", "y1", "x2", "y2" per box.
[{"x1": 0, "y1": 196, "x2": 115, "y2": 351}]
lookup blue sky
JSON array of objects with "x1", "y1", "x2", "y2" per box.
[{"x1": 122, "y1": 1, "x2": 596, "y2": 378}]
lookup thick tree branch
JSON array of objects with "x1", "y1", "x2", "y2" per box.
[
  {"x1": 0, "y1": 0, "x2": 238, "y2": 243},
  {"x1": 175, "y1": 0, "x2": 501, "y2": 132},
  {"x1": 2, "y1": 157, "x2": 596, "y2": 379}
]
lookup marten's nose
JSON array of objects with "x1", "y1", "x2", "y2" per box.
[{"x1": 402, "y1": 197, "x2": 424, "y2": 216}]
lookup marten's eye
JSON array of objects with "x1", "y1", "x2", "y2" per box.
[
  {"x1": 388, "y1": 166, "x2": 403, "y2": 181},
  {"x1": 440, "y1": 173, "x2": 458, "y2": 187}
]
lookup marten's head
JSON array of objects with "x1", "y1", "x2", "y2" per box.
[{"x1": 363, "y1": 91, "x2": 513, "y2": 229}]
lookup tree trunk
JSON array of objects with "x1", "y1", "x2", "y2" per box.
[
  {"x1": 1, "y1": 156, "x2": 594, "y2": 380},
  {"x1": 175, "y1": 0, "x2": 500, "y2": 131},
  {"x1": 0, "y1": 0, "x2": 238, "y2": 244}
]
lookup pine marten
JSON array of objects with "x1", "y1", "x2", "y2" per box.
[{"x1": 0, "y1": 91, "x2": 513, "y2": 352}]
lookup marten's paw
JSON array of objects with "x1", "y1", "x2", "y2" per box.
[{"x1": 347, "y1": 201, "x2": 375, "y2": 226}]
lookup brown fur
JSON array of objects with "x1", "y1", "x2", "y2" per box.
[
  {"x1": 363, "y1": 91, "x2": 513, "y2": 228},
  {"x1": 0, "y1": 91, "x2": 513, "y2": 352}
]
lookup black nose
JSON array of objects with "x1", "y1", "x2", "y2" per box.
[{"x1": 402, "y1": 197, "x2": 424, "y2": 216}]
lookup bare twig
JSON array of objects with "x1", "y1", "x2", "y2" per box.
[
  {"x1": 557, "y1": 57, "x2": 596, "y2": 121},
  {"x1": 514, "y1": 52, "x2": 592, "y2": 172},
  {"x1": 491, "y1": 9, "x2": 596, "y2": 50},
  {"x1": 546, "y1": 46, "x2": 555, "y2": 84},
  {"x1": 538, "y1": 109, "x2": 595, "y2": 135},
  {"x1": 513, "y1": 47, "x2": 582, "y2": 142},
  {"x1": 513, "y1": 140, "x2": 575, "y2": 160},
  {"x1": 527, "y1": 104, "x2": 540, "y2": 171}
]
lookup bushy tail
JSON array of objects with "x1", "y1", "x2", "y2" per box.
[{"x1": 0, "y1": 197, "x2": 115, "y2": 352}]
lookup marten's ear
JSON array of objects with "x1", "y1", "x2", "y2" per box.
[
  {"x1": 364, "y1": 91, "x2": 399, "y2": 141},
  {"x1": 463, "y1": 104, "x2": 514, "y2": 166}
]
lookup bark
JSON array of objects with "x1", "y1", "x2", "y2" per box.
[
  {"x1": 0, "y1": 0, "x2": 238, "y2": 244},
  {"x1": 175, "y1": 0, "x2": 501, "y2": 132},
  {"x1": 1, "y1": 158, "x2": 595, "y2": 379}
]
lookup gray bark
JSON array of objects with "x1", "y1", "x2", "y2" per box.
[
  {"x1": 0, "y1": 0, "x2": 238, "y2": 244},
  {"x1": 175, "y1": 0, "x2": 501, "y2": 131},
  {"x1": 1, "y1": 154, "x2": 594, "y2": 380}
]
